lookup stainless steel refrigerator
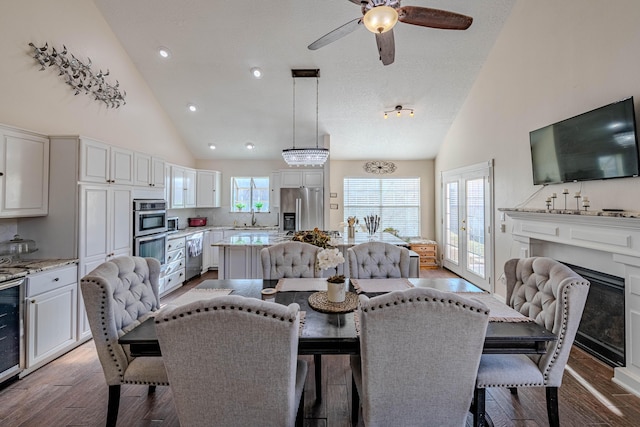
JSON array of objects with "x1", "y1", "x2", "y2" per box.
[{"x1": 280, "y1": 187, "x2": 324, "y2": 232}]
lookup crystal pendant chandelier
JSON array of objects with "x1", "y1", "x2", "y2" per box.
[{"x1": 282, "y1": 69, "x2": 329, "y2": 167}]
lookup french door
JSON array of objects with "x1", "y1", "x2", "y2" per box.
[{"x1": 441, "y1": 161, "x2": 493, "y2": 292}]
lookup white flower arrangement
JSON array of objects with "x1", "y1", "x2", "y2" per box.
[{"x1": 317, "y1": 248, "x2": 345, "y2": 271}]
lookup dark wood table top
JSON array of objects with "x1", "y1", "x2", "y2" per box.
[{"x1": 120, "y1": 278, "x2": 556, "y2": 357}]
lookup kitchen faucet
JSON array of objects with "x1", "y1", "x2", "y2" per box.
[{"x1": 251, "y1": 209, "x2": 257, "y2": 226}]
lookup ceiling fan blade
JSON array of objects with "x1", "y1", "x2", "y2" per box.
[
  {"x1": 375, "y1": 30, "x2": 395, "y2": 66},
  {"x1": 397, "y1": 6, "x2": 473, "y2": 30},
  {"x1": 308, "y1": 17, "x2": 363, "y2": 50}
]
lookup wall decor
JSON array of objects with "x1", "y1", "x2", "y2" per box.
[
  {"x1": 363, "y1": 161, "x2": 397, "y2": 174},
  {"x1": 28, "y1": 42, "x2": 126, "y2": 108}
]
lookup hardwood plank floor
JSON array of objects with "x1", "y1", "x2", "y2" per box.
[{"x1": 1, "y1": 269, "x2": 639, "y2": 426}]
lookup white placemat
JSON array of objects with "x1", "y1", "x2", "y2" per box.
[
  {"x1": 163, "y1": 288, "x2": 233, "y2": 307},
  {"x1": 275, "y1": 278, "x2": 328, "y2": 292},
  {"x1": 350, "y1": 278, "x2": 414, "y2": 294},
  {"x1": 458, "y1": 292, "x2": 532, "y2": 322}
]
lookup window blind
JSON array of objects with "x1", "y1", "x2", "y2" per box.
[{"x1": 343, "y1": 177, "x2": 420, "y2": 237}]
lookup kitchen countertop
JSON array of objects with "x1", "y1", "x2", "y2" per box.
[
  {"x1": 212, "y1": 231, "x2": 410, "y2": 247},
  {"x1": 168, "y1": 226, "x2": 279, "y2": 239},
  {"x1": 0, "y1": 258, "x2": 78, "y2": 282}
]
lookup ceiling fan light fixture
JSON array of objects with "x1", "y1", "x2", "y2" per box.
[{"x1": 363, "y1": 6, "x2": 398, "y2": 34}]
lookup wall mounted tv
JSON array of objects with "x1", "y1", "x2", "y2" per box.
[{"x1": 530, "y1": 97, "x2": 640, "y2": 185}]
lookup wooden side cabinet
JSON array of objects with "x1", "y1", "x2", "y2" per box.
[{"x1": 410, "y1": 241, "x2": 438, "y2": 269}]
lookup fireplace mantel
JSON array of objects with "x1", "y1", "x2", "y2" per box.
[{"x1": 502, "y1": 208, "x2": 640, "y2": 397}]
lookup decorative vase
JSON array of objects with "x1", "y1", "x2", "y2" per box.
[{"x1": 327, "y1": 280, "x2": 346, "y2": 303}]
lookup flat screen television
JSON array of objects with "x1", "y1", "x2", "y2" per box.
[{"x1": 529, "y1": 97, "x2": 640, "y2": 185}]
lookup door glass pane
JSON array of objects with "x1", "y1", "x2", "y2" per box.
[
  {"x1": 465, "y1": 178, "x2": 485, "y2": 278},
  {"x1": 445, "y1": 182, "x2": 459, "y2": 264}
]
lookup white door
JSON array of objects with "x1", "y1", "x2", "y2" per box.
[{"x1": 442, "y1": 161, "x2": 493, "y2": 292}]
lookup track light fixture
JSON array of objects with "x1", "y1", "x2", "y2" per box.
[{"x1": 384, "y1": 105, "x2": 414, "y2": 119}]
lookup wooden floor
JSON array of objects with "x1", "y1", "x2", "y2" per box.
[{"x1": 2, "y1": 269, "x2": 640, "y2": 426}]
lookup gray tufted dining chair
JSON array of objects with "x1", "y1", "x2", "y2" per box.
[
  {"x1": 473, "y1": 257, "x2": 590, "y2": 427},
  {"x1": 347, "y1": 241, "x2": 410, "y2": 279},
  {"x1": 351, "y1": 287, "x2": 490, "y2": 426},
  {"x1": 261, "y1": 240, "x2": 323, "y2": 279},
  {"x1": 155, "y1": 295, "x2": 307, "y2": 427},
  {"x1": 260, "y1": 240, "x2": 323, "y2": 400},
  {"x1": 80, "y1": 256, "x2": 168, "y2": 427}
]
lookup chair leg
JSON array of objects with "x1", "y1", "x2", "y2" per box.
[
  {"x1": 148, "y1": 385, "x2": 156, "y2": 395},
  {"x1": 295, "y1": 389, "x2": 304, "y2": 427},
  {"x1": 509, "y1": 387, "x2": 518, "y2": 395},
  {"x1": 473, "y1": 387, "x2": 487, "y2": 427},
  {"x1": 546, "y1": 386, "x2": 560, "y2": 427},
  {"x1": 106, "y1": 385, "x2": 121, "y2": 427},
  {"x1": 314, "y1": 354, "x2": 322, "y2": 400},
  {"x1": 351, "y1": 375, "x2": 359, "y2": 426}
]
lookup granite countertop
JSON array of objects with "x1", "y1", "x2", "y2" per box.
[
  {"x1": 169, "y1": 226, "x2": 279, "y2": 239},
  {"x1": 0, "y1": 258, "x2": 78, "y2": 282},
  {"x1": 212, "y1": 231, "x2": 410, "y2": 247}
]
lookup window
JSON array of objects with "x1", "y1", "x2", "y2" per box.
[
  {"x1": 231, "y1": 177, "x2": 269, "y2": 212},
  {"x1": 343, "y1": 177, "x2": 420, "y2": 238}
]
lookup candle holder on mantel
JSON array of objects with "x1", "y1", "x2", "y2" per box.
[
  {"x1": 582, "y1": 196, "x2": 590, "y2": 211},
  {"x1": 551, "y1": 193, "x2": 557, "y2": 210},
  {"x1": 574, "y1": 193, "x2": 581, "y2": 210},
  {"x1": 562, "y1": 189, "x2": 569, "y2": 210},
  {"x1": 545, "y1": 198, "x2": 551, "y2": 210}
]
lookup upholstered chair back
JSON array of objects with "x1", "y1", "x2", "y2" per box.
[
  {"x1": 261, "y1": 241, "x2": 322, "y2": 279},
  {"x1": 347, "y1": 241, "x2": 410, "y2": 279},
  {"x1": 155, "y1": 295, "x2": 307, "y2": 427},
  {"x1": 505, "y1": 257, "x2": 590, "y2": 386},
  {"x1": 353, "y1": 287, "x2": 489, "y2": 426},
  {"x1": 80, "y1": 256, "x2": 164, "y2": 385}
]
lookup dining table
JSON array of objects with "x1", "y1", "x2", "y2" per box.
[{"x1": 119, "y1": 277, "x2": 556, "y2": 426}]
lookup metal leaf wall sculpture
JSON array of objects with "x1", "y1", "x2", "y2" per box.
[{"x1": 28, "y1": 42, "x2": 126, "y2": 108}]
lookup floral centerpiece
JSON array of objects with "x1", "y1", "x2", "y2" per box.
[{"x1": 292, "y1": 228, "x2": 346, "y2": 301}]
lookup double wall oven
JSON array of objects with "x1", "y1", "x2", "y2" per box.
[{"x1": 133, "y1": 199, "x2": 168, "y2": 266}]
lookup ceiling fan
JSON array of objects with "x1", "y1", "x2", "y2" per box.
[{"x1": 308, "y1": 0, "x2": 473, "y2": 66}]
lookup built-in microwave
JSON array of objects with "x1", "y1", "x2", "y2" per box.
[
  {"x1": 133, "y1": 199, "x2": 167, "y2": 237},
  {"x1": 167, "y1": 217, "x2": 179, "y2": 234}
]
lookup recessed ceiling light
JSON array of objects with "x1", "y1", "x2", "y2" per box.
[
  {"x1": 250, "y1": 67, "x2": 263, "y2": 79},
  {"x1": 158, "y1": 47, "x2": 171, "y2": 59},
  {"x1": 187, "y1": 104, "x2": 197, "y2": 112},
  {"x1": 208, "y1": 143, "x2": 216, "y2": 150},
  {"x1": 245, "y1": 142, "x2": 255, "y2": 150}
]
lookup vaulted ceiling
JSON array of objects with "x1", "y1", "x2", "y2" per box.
[{"x1": 94, "y1": 0, "x2": 515, "y2": 161}]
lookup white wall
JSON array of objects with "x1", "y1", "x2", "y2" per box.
[
  {"x1": 435, "y1": 0, "x2": 640, "y2": 296},
  {"x1": 329, "y1": 160, "x2": 435, "y2": 239},
  {"x1": 0, "y1": 0, "x2": 193, "y2": 166}
]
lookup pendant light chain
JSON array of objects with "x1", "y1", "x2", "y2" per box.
[
  {"x1": 292, "y1": 77, "x2": 296, "y2": 149},
  {"x1": 316, "y1": 76, "x2": 319, "y2": 149}
]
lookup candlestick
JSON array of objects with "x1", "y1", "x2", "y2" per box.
[
  {"x1": 574, "y1": 194, "x2": 581, "y2": 210},
  {"x1": 583, "y1": 201, "x2": 590, "y2": 211},
  {"x1": 551, "y1": 193, "x2": 557, "y2": 210}
]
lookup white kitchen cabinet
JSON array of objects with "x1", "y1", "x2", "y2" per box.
[
  {"x1": 196, "y1": 170, "x2": 222, "y2": 207},
  {"x1": 170, "y1": 165, "x2": 197, "y2": 209},
  {"x1": 163, "y1": 235, "x2": 186, "y2": 295},
  {"x1": 270, "y1": 171, "x2": 280, "y2": 208},
  {"x1": 80, "y1": 138, "x2": 134, "y2": 185},
  {"x1": 79, "y1": 185, "x2": 132, "y2": 266},
  {"x1": 209, "y1": 230, "x2": 224, "y2": 269},
  {"x1": 25, "y1": 264, "x2": 78, "y2": 372},
  {"x1": 279, "y1": 170, "x2": 323, "y2": 188},
  {"x1": 0, "y1": 125, "x2": 49, "y2": 217},
  {"x1": 134, "y1": 152, "x2": 166, "y2": 188}
]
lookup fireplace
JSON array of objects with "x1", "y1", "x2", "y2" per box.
[
  {"x1": 564, "y1": 263, "x2": 625, "y2": 367},
  {"x1": 501, "y1": 207, "x2": 640, "y2": 397}
]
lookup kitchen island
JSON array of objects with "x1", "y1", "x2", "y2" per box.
[{"x1": 212, "y1": 231, "x2": 419, "y2": 279}]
